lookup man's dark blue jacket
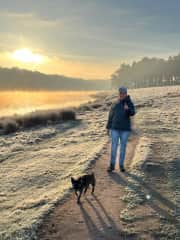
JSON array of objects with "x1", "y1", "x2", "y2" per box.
[{"x1": 106, "y1": 95, "x2": 135, "y2": 131}]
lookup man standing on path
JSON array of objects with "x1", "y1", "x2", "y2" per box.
[{"x1": 106, "y1": 87, "x2": 136, "y2": 172}]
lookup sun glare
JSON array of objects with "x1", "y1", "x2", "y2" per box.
[{"x1": 11, "y1": 48, "x2": 44, "y2": 64}]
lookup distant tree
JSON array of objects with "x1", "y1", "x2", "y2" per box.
[{"x1": 111, "y1": 54, "x2": 180, "y2": 88}]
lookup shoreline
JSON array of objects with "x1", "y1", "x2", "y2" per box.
[
  {"x1": 0, "y1": 90, "x2": 103, "y2": 118},
  {"x1": 0, "y1": 90, "x2": 104, "y2": 135}
]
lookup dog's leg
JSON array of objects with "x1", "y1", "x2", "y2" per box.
[
  {"x1": 84, "y1": 185, "x2": 89, "y2": 195},
  {"x1": 77, "y1": 189, "x2": 83, "y2": 204},
  {"x1": 91, "y1": 176, "x2": 96, "y2": 194},
  {"x1": 91, "y1": 183, "x2": 95, "y2": 194}
]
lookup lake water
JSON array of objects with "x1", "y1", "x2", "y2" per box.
[{"x1": 0, "y1": 90, "x2": 98, "y2": 117}]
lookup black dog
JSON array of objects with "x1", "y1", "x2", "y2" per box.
[{"x1": 71, "y1": 173, "x2": 96, "y2": 204}]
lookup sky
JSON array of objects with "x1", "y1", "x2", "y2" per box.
[{"x1": 0, "y1": 0, "x2": 180, "y2": 79}]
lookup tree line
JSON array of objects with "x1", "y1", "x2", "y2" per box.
[
  {"x1": 0, "y1": 67, "x2": 110, "y2": 91},
  {"x1": 111, "y1": 54, "x2": 180, "y2": 89}
]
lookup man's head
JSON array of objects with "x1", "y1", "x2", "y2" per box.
[{"x1": 118, "y1": 86, "x2": 127, "y2": 100}]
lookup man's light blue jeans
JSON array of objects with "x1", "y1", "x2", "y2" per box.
[{"x1": 110, "y1": 129, "x2": 130, "y2": 167}]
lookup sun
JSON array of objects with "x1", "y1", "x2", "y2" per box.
[{"x1": 11, "y1": 48, "x2": 44, "y2": 64}]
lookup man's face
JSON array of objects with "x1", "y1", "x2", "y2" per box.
[{"x1": 119, "y1": 92, "x2": 127, "y2": 100}]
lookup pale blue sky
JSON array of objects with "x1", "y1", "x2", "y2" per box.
[{"x1": 0, "y1": 0, "x2": 180, "y2": 78}]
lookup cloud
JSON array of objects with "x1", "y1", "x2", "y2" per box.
[
  {"x1": 0, "y1": 2, "x2": 180, "y2": 79},
  {"x1": 0, "y1": 10, "x2": 61, "y2": 29},
  {"x1": 0, "y1": 10, "x2": 63, "y2": 55},
  {"x1": 0, "y1": 10, "x2": 62, "y2": 52}
]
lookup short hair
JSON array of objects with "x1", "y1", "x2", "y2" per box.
[{"x1": 119, "y1": 86, "x2": 127, "y2": 94}]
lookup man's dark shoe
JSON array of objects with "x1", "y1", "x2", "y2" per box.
[
  {"x1": 107, "y1": 164, "x2": 115, "y2": 173},
  {"x1": 120, "y1": 165, "x2": 125, "y2": 172}
]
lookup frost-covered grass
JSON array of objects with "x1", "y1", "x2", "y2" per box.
[
  {"x1": 0, "y1": 85, "x2": 179, "y2": 239},
  {"x1": 119, "y1": 85, "x2": 180, "y2": 238},
  {"x1": 0, "y1": 94, "x2": 110, "y2": 239},
  {"x1": 0, "y1": 109, "x2": 76, "y2": 135}
]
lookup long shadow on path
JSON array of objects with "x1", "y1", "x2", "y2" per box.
[
  {"x1": 79, "y1": 193, "x2": 137, "y2": 240},
  {"x1": 110, "y1": 171, "x2": 177, "y2": 223}
]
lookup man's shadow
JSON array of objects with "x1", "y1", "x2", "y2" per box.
[
  {"x1": 109, "y1": 171, "x2": 177, "y2": 223},
  {"x1": 79, "y1": 194, "x2": 128, "y2": 240}
]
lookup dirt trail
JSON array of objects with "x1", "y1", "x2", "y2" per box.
[
  {"x1": 37, "y1": 135, "x2": 141, "y2": 240},
  {"x1": 37, "y1": 133, "x2": 179, "y2": 240}
]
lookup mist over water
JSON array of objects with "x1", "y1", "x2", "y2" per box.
[{"x1": 0, "y1": 90, "x2": 98, "y2": 117}]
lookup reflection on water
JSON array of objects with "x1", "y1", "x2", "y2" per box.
[{"x1": 0, "y1": 91, "x2": 98, "y2": 117}]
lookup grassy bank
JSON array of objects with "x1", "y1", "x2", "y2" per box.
[{"x1": 0, "y1": 108, "x2": 76, "y2": 135}]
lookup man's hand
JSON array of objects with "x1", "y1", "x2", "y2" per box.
[{"x1": 124, "y1": 103, "x2": 129, "y2": 110}]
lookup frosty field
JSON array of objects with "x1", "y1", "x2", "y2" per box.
[{"x1": 0, "y1": 86, "x2": 179, "y2": 239}]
